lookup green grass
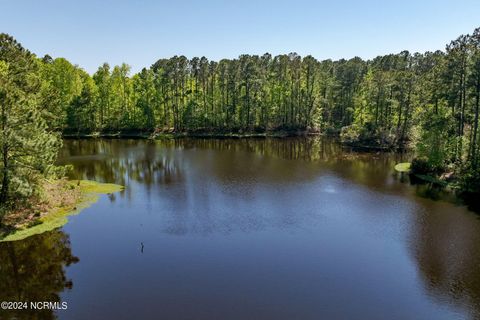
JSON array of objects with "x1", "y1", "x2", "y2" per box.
[{"x1": 0, "y1": 180, "x2": 123, "y2": 242}]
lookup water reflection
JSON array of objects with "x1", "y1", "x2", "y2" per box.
[
  {"x1": 59, "y1": 139, "x2": 184, "y2": 202},
  {"x1": 59, "y1": 137, "x2": 409, "y2": 188},
  {"x1": 410, "y1": 202, "x2": 480, "y2": 319},
  {"x1": 0, "y1": 230, "x2": 78, "y2": 320},
  {"x1": 53, "y1": 137, "x2": 480, "y2": 319}
]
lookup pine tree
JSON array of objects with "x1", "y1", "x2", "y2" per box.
[{"x1": 0, "y1": 34, "x2": 62, "y2": 219}]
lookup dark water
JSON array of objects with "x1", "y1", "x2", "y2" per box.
[{"x1": 1, "y1": 137, "x2": 480, "y2": 320}]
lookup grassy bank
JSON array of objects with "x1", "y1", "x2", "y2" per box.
[{"x1": 0, "y1": 179, "x2": 123, "y2": 242}]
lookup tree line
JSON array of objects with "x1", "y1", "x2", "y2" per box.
[{"x1": 1, "y1": 28, "x2": 480, "y2": 211}]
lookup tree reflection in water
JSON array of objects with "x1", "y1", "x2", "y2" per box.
[
  {"x1": 56, "y1": 137, "x2": 480, "y2": 318},
  {"x1": 0, "y1": 230, "x2": 78, "y2": 320},
  {"x1": 409, "y1": 202, "x2": 480, "y2": 319}
]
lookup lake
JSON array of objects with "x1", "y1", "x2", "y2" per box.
[{"x1": 1, "y1": 137, "x2": 479, "y2": 320}]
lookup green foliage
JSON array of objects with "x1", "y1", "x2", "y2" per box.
[
  {"x1": 66, "y1": 69, "x2": 99, "y2": 131},
  {"x1": 87, "y1": 53, "x2": 339, "y2": 132},
  {"x1": 3, "y1": 27, "x2": 480, "y2": 200},
  {"x1": 40, "y1": 57, "x2": 82, "y2": 129},
  {"x1": 415, "y1": 108, "x2": 455, "y2": 171},
  {"x1": 340, "y1": 122, "x2": 396, "y2": 148},
  {"x1": 459, "y1": 167, "x2": 480, "y2": 194},
  {"x1": 0, "y1": 34, "x2": 63, "y2": 214},
  {"x1": 340, "y1": 124, "x2": 361, "y2": 144},
  {"x1": 411, "y1": 157, "x2": 435, "y2": 175}
]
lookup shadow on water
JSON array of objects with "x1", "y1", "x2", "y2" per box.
[
  {"x1": 409, "y1": 202, "x2": 480, "y2": 320},
  {"x1": 0, "y1": 230, "x2": 78, "y2": 320}
]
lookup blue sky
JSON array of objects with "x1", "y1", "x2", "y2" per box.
[{"x1": 1, "y1": 0, "x2": 479, "y2": 74}]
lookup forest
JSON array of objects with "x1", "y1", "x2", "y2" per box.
[{"x1": 1, "y1": 28, "x2": 480, "y2": 214}]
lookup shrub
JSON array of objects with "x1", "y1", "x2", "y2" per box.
[
  {"x1": 459, "y1": 167, "x2": 480, "y2": 194},
  {"x1": 411, "y1": 157, "x2": 434, "y2": 174},
  {"x1": 340, "y1": 124, "x2": 361, "y2": 144}
]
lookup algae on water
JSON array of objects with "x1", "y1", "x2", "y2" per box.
[
  {"x1": 0, "y1": 180, "x2": 123, "y2": 242},
  {"x1": 394, "y1": 162, "x2": 411, "y2": 173}
]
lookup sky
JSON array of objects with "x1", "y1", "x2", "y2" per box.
[{"x1": 1, "y1": 0, "x2": 479, "y2": 74}]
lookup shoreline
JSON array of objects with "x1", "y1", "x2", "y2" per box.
[
  {"x1": 62, "y1": 129, "x2": 323, "y2": 140},
  {"x1": 62, "y1": 130, "x2": 413, "y2": 153},
  {"x1": 0, "y1": 180, "x2": 123, "y2": 242}
]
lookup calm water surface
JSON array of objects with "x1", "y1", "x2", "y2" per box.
[{"x1": 1, "y1": 137, "x2": 480, "y2": 320}]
